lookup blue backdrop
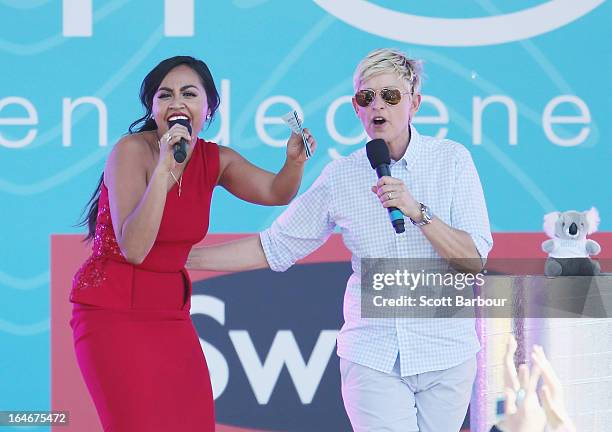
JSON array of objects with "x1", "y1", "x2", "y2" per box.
[{"x1": 1, "y1": 0, "x2": 610, "y2": 428}]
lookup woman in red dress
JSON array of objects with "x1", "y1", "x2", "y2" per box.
[{"x1": 70, "y1": 56, "x2": 316, "y2": 431}]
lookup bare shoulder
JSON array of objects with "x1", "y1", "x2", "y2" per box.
[
  {"x1": 109, "y1": 132, "x2": 154, "y2": 160},
  {"x1": 105, "y1": 132, "x2": 156, "y2": 183}
]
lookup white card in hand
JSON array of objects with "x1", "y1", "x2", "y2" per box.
[{"x1": 281, "y1": 110, "x2": 312, "y2": 158}]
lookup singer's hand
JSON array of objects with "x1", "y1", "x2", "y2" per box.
[
  {"x1": 157, "y1": 123, "x2": 192, "y2": 170},
  {"x1": 286, "y1": 128, "x2": 316, "y2": 163},
  {"x1": 371, "y1": 176, "x2": 420, "y2": 219}
]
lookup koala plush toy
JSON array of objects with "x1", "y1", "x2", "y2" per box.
[{"x1": 542, "y1": 207, "x2": 601, "y2": 276}]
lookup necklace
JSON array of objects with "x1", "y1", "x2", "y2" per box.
[
  {"x1": 169, "y1": 170, "x2": 182, "y2": 197},
  {"x1": 158, "y1": 138, "x2": 183, "y2": 197}
]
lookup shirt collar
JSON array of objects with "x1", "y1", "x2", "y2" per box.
[{"x1": 390, "y1": 124, "x2": 422, "y2": 170}]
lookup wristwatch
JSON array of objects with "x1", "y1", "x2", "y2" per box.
[{"x1": 410, "y1": 202, "x2": 433, "y2": 227}]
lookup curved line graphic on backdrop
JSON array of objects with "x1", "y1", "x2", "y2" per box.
[
  {"x1": 0, "y1": 26, "x2": 164, "y2": 194},
  {"x1": 0, "y1": 270, "x2": 48, "y2": 290},
  {"x1": 232, "y1": 15, "x2": 335, "y2": 148},
  {"x1": 0, "y1": 318, "x2": 49, "y2": 336},
  {"x1": 232, "y1": 0, "x2": 270, "y2": 8},
  {"x1": 313, "y1": 0, "x2": 604, "y2": 46},
  {"x1": 0, "y1": 0, "x2": 130, "y2": 55},
  {"x1": 0, "y1": 0, "x2": 52, "y2": 9}
]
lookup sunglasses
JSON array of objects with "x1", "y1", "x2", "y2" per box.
[{"x1": 354, "y1": 87, "x2": 412, "y2": 107}]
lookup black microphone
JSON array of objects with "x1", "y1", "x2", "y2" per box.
[
  {"x1": 168, "y1": 118, "x2": 192, "y2": 163},
  {"x1": 366, "y1": 139, "x2": 405, "y2": 234}
]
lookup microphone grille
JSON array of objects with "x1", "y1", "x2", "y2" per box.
[
  {"x1": 366, "y1": 139, "x2": 390, "y2": 169},
  {"x1": 168, "y1": 118, "x2": 192, "y2": 135}
]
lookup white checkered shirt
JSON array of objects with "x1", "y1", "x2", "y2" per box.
[{"x1": 260, "y1": 125, "x2": 493, "y2": 376}]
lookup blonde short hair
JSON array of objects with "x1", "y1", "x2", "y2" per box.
[{"x1": 353, "y1": 48, "x2": 423, "y2": 95}]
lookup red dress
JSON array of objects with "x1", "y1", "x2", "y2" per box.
[{"x1": 70, "y1": 139, "x2": 218, "y2": 432}]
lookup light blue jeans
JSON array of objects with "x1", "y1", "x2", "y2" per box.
[{"x1": 340, "y1": 355, "x2": 477, "y2": 432}]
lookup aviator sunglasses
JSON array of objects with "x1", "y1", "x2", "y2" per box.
[{"x1": 354, "y1": 87, "x2": 412, "y2": 107}]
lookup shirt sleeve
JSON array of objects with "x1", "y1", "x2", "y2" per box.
[
  {"x1": 259, "y1": 164, "x2": 336, "y2": 272},
  {"x1": 450, "y1": 147, "x2": 493, "y2": 260}
]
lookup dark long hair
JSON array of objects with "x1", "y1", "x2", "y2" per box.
[{"x1": 78, "y1": 56, "x2": 220, "y2": 241}]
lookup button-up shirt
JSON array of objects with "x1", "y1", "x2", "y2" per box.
[{"x1": 260, "y1": 125, "x2": 493, "y2": 376}]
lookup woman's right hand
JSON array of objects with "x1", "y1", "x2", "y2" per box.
[{"x1": 157, "y1": 123, "x2": 192, "y2": 171}]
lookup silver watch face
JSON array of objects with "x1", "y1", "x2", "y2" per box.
[
  {"x1": 421, "y1": 204, "x2": 433, "y2": 222},
  {"x1": 411, "y1": 203, "x2": 433, "y2": 226}
]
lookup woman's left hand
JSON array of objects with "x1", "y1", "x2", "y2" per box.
[
  {"x1": 286, "y1": 128, "x2": 316, "y2": 163},
  {"x1": 372, "y1": 176, "x2": 420, "y2": 220}
]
